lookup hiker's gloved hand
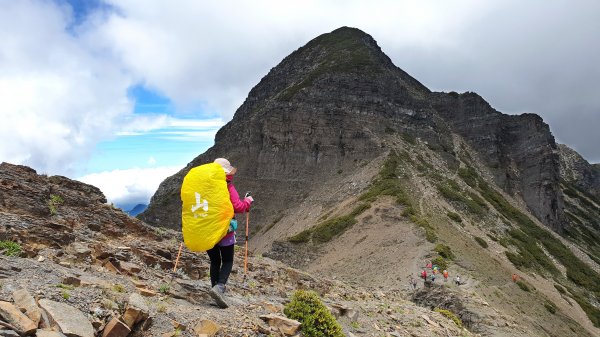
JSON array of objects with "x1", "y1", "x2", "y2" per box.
[{"x1": 245, "y1": 196, "x2": 254, "y2": 203}]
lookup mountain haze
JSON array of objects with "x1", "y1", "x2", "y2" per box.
[{"x1": 141, "y1": 27, "x2": 600, "y2": 336}]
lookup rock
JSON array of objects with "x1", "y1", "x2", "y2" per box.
[
  {"x1": 138, "y1": 288, "x2": 156, "y2": 297},
  {"x1": 122, "y1": 293, "x2": 149, "y2": 328},
  {"x1": 62, "y1": 276, "x2": 81, "y2": 287},
  {"x1": 0, "y1": 331, "x2": 20, "y2": 337},
  {"x1": 331, "y1": 303, "x2": 359, "y2": 321},
  {"x1": 260, "y1": 301, "x2": 282, "y2": 314},
  {"x1": 12, "y1": 288, "x2": 41, "y2": 326},
  {"x1": 0, "y1": 301, "x2": 37, "y2": 336},
  {"x1": 38, "y1": 299, "x2": 94, "y2": 337},
  {"x1": 118, "y1": 262, "x2": 141, "y2": 275},
  {"x1": 37, "y1": 256, "x2": 45, "y2": 262},
  {"x1": 102, "y1": 317, "x2": 130, "y2": 337},
  {"x1": 421, "y1": 314, "x2": 440, "y2": 328},
  {"x1": 259, "y1": 314, "x2": 301, "y2": 336},
  {"x1": 36, "y1": 331, "x2": 68, "y2": 337},
  {"x1": 170, "y1": 319, "x2": 187, "y2": 331},
  {"x1": 103, "y1": 261, "x2": 121, "y2": 274},
  {"x1": 193, "y1": 320, "x2": 220, "y2": 337}
]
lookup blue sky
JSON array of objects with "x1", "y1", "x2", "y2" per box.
[
  {"x1": 2, "y1": 0, "x2": 599, "y2": 210},
  {"x1": 85, "y1": 85, "x2": 219, "y2": 174}
]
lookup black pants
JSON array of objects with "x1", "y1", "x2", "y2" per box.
[{"x1": 206, "y1": 244, "x2": 234, "y2": 287}]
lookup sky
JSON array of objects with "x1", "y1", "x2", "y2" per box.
[{"x1": 1, "y1": 0, "x2": 599, "y2": 210}]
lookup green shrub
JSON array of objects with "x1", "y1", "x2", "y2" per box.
[
  {"x1": 411, "y1": 216, "x2": 437, "y2": 243},
  {"x1": 159, "y1": 283, "x2": 170, "y2": 294},
  {"x1": 312, "y1": 215, "x2": 357, "y2": 243},
  {"x1": 437, "y1": 181, "x2": 487, "y2": 216},
  {"x1": 359, "y1": 152, "x2": 412, "y2": 206},
  {"x1": 288, "y1": 229, "x2": 312, "y2": 243},
  {"x1": 474, "y1": 236, "x2": 488, "y2": 248},
  {"x1": 349, "y1": 203, "x2": 371, "y2": 217},
  {"x1": 48, "y1": 194, "x2": 64, "y2": 215},
  {"x1": 431, "y1": 256, "x2": 448, "y2": 270},
  {"x1": 284, "y1": 290, "x2": 344, "y2": 337},
  {"x1": 544, "y1": 301, "x2": 557, "y2": 314},
  {"x1": 434, "y1": 308, "x2": 462, "y2": 328},
  {"x1": 0, "y1": 240, "x2": 22, "y2": 257},
  {"x1": 457, "y1": 167, "x2": 480, "y2": 188},
  {"x1": 447, "y1": 212, "x2": 462, "y2": 223},
  {"x1": 516, "y1": 280, "x2": 532, "y2": 292},
  {"x1": 434, "y1": 244, "x2": 454, "y2": 260}
]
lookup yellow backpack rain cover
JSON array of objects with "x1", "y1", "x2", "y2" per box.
[{"x1": 181, "y1": 163, "x2": 234, "y2": 252}]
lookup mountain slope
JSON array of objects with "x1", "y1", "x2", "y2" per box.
[{"x1": 141, "y1": 27, "x2": 600, "y2": 336}]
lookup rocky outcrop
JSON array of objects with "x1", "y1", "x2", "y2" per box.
[
  {"x1": 0, "y1": 162, "x2": 157, "y2": 255},
  {"x1": 558, "y1": 144, "x2": 600, "y2": 198},
  {"x1": 431, "y1": 92, "x2": 564, "y2": 231}
]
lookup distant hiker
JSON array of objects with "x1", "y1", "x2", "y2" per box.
[
  {"x1": 410, "y1": 277, "x2": 418, "y2": 290},
  {"x1": 426, "y1": 262, "x2": 432, "y2": 269},
  {"x1": 455, "y1": 275, "x2": 461, "y2": 286},
  {"x1": 443, "y1": 269, "x2": 449, "y2": 282},
  {"x1": 421, "y1": 270, "x2": 428, "y2": 281},
  {"x1": 512, "y1": 273, "x2": 519, "y2": 283},
  {"x1": 433, "y1": 266, "x2": 438, "y2": 274},
  {"x1": 431, "y1": 274, "x2": 436, "y2": 283},
  {"x1": 207, "y1": 158, "x2": 253, "y2": 308}
]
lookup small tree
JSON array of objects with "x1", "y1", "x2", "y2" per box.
[{"x1": 284, "y1": 290, "x2": 344, "y2": 337}]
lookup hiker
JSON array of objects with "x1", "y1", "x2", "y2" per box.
[
  {"x1": 433, "y1": 266, "x2": 438, "y2": 274},
  {"x1": 410, "y1": 277, "x2": 418, "y2": 290},
  {"x1": 512, "y1": 273, "x2": 519, "y2": 283},
  {"x1": 431, "y1": 273, "x2": 436, "y2": 283},
  {"x1": 207, "y1": 158, "x2": 253, "y2": 308},
  {"x1": 443, "y1": 269, "x2": 449, "y2": 282},
  {"x1": 426, "y1": 261, "x2": 432, "y2": 269},
  {"x1": 455, "y1": 275, "x2": 461, "y2": 286},
  {"x1": 421, "y1": 270, "x2": 428, "y2": 281}
]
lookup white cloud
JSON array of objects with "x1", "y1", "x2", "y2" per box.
[
  {"x1": 78, "y1": 165, "x2": 181, "y2": 208},
  {"x1": 0, "y1": 0, "x2": 133, "y2": 175}
]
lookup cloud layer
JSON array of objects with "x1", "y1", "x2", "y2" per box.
[{"x1": 1, "y1": 0, "x2": 599, "y2": 187}]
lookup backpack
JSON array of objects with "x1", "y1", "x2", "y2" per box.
[{"x1": 181, "y1": 163, "x2": 234, "y2": 251}]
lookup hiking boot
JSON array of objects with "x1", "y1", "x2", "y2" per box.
[{"x1": 209, "y1": 284, "x2": 228, "y2": 308}]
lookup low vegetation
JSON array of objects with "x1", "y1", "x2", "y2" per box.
[
  {"x1": 446, "y1": 211, "x2": 462, "y2": 223},
  {"x1": 48, "y1": 194, "x2": 64, "y2": 215},
  {"x1": 0, "y1": 240, "x2": 22, "y2": 257},
  {"x1": 474, "y1": 236, "x2": 488, "y2": 248},
  {"x1": 434, "y1": 308, "x2": 462, "y2": 328},
  {"x1": 434, "y1": 244, "x2": 454, "y2": 260},
  {"x1": 284, "y1": 290, "x2": 344, "y2": 337}
]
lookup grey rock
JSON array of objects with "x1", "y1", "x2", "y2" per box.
[{"x1": 38, "y1": 299, "x2": 94, "y2": 337}]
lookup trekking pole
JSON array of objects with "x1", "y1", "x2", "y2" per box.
[
  {"x1": 244, "y1": 191, "x2": 251, "y2": 275},
  {"x1": 173, "y1": 242, "x2": 183, "y2": 272}
]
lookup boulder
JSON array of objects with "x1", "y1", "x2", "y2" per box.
[
  {"x1": 122, "y1": 293, "x2": 149, "y2": 328},
  {"x1": 259, "y1": 314, "x2": 301, "y2": 336},
  {"x1": 38, "y1": 299, "x2": 94, "y2": 337},
  {"x1": 0, "y1": 301, "x2": 37, "y2": 336},
  {"x1": 12, "y1": 289, "x2": 41, "y2": 326},
  {"x1": 193, "y1": 320, "x2": 220, "y2": 336},
  {"x1": 102, "y1": 317, "x2": 130, "y2": 337}
]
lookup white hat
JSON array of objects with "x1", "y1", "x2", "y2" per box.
[{"x1": 214, "y1": 158, "x2": 236, "y2": 175}]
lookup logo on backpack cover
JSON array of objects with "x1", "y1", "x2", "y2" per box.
[{"x1": 191, "y1": 192, "x2": 209, "y2": 218}]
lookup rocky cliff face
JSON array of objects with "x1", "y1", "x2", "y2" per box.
[
  {"x1": 142, "y1": 27, "x2": 564, "y2": 234},
  {"x1": 431, "y1": 92, "x2": 564, "y2": 231},
  {"x1": 558, "y1": 144, "x2": 600, "y2": 197}
]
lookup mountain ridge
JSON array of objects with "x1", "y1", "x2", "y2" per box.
[{"x1": 140, "y1": 27, "x2": 600, "y2": 336}]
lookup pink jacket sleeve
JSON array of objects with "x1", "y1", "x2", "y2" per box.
[{"x1": 228, "y1": 182, "x2": 251, "y2": 213}]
